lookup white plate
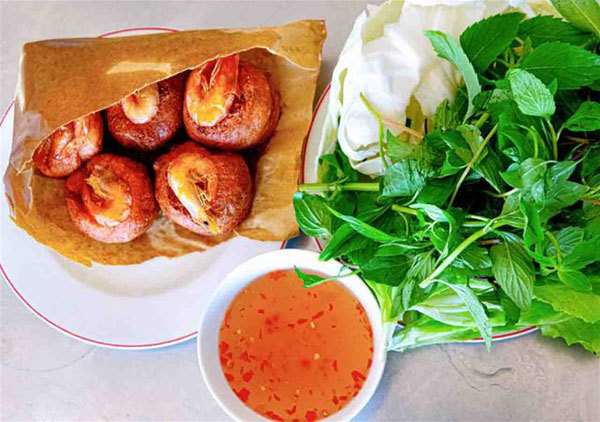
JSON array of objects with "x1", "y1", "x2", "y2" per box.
[
  {"x1": 301, "y1": 85, "x2": 538, "y2": 343},
  {"x1": 0, "y1": 28, "x2": 285, "y2": 349}
]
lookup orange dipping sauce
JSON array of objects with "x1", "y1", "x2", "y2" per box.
[{"x1": 218, "y1": 269, "x2": 373, "y2": 421}]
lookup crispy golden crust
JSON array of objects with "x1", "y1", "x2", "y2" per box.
[
  {"x1": 106, "y1": 73, "x2": 184, "y2": 151},
  {"x1": 65, "y1": 154, "x2": 157, "y2": 243},
  {"x1": 183, "y1": 61, "x2": 280, "y2": 150},
  {"x1": 33, "y1": 112, "x2": 103, "y2": 178},
  {"x1": 154, "y1": 142, "x2": 253, "y2": 236}
]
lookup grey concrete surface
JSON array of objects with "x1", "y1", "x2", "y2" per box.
[{"x1": 1, "y1": 1, "x2": 599, "y2": 421}]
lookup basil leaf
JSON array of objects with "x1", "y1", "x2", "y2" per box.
[
  {"x1": 294, "y1": 267, "x2": 331, "y2": 288},
  {"x1": 460, "y1": 13, "x2": 525, "y2": 73},
  {"x1": 508, "y1": 69, "x2": 556, "y2": 117},
  {"x1": 518, "y1": 42, "x2": 600, "y2": 90},
  {"x1": 424, "y1": 30, "x2": 481, "y2": 121},
  {"x1": 562, "y1": 101, "x2": 600, "y2": 132},
  {"x1": 292, "y1": 192, "x2": 331, "y2": 239},
  {"x1": 436, "y1": 280, "x2": 493, "y2": 350},
  {"x1": 557, "y1": 268, "x2": 593, "y2": 292},
  {"x1": 319, "y1": 207, "x2": 387, "y2": 261},
  {"x1": 362, "y1": 255, "x2": 412, "y2": 286},
  {"x1": 518, "y1": 15, "x2": 593, "y2": 46},
  {"x1": 490, "y1": 240, "x2": 535, "y2": 309},
  {"x1": 324, "y1": 205, "x2": 402, "y2": 243},
  {"x1": 550, "y1": 0, "x2": 600, "y2": 36}
]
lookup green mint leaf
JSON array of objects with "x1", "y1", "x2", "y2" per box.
[
  {"x1": 474, "y1": 148, "x2": 505, "y2": 192},
  {"x1": 518, "y1": 299, "x2": 571, "y2": 325},
  {"x1": 436, "y1": 280, "x2": 493, "y2": 351},
  {"x1": 519, "y1": 199, "x2": 545, "y2": 249},
  {"x1": 540, "y1": 318, "x2": 600, "y2": 355},
  {"x1": 381, "y1": 160, "x2": 430, "y2": 198},
  {"x1": 557, "y1": 268, "x2": 593, "y2": 292},
  {"x1": 550, "y1": 0, "x2": 600, "y2": 36},
  {"x1": 545, "y1": 226, "x2": 585, "y2": 257},
  {"x1": 518, "y1": 15, "x2": 593, "y2": 46},
  {"x1": 292, "y1": 192, "x2": 331, "y2": 239},
  {"x1": 415, "y1": 178, "x2": 455, "y2": 206},
  {"x1": 500, "y1": 158, "x2": 549, "y2": 189},
  {"x1": 424, "y1": 30, "x2": 481, "y2": 121},
  {"x1": 518, "y1": 42, "x2": 600, "y2": 90},
  {"x1": 507, "y1": 69, "x2": 556, "y2": 117},
  {"x1": 540, "y1": 181, "x2": 588, "y2": 220},
  {"x1": 490, "y1": 240, "x2": 535, "y2": 309},
  {"x1": 460, "y1": 13, "x2": 525, "y2": 72},
  {"x1": 362, "y1": 255, "x2": 412, "y2": 286},
  {"x1": 562, "y1": 101, "x2": 600, "y2": 132},
  {"x1": 386, "y1": 130, "x2": 425, "y2": 162},
  {"x1": 562, "y1": 237, "x2": 600, "y2": 269}
]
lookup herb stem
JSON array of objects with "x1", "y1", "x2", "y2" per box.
[
  {"x1": 420, "y1": 220, "x2": 506, "y2": 288},
  {"x1": 483, "y1": 188, "x2": 518, "y2": 198},
  {"x1": 391, "y1": 204, "x2": 418, "y2": 216},
  {"x1": 361, "y1": 93, "x2": 390, "y2": 169},
  {"x1": 545, "y1": 231, "x2": 562, "y2": 263},
  {"x1": 449, "y1": 124, "x2": 498, "y2": 206},
  {"x1": 546, "y1": 118, "x2": 558, "y2": 160},
  {"x1": 298, "y1": 182, "x2": 379, "y2": 193},
  {"x1": 474, "y1": 112, "x2": 489, "y2": 129}
]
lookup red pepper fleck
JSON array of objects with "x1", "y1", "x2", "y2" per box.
[
  {"x1": 331, "y1": 325, "x2": 337, "y2": 329},
  {"x1": 292, "y1": 419, "x2": 300, "y2": 422},
  {"x1": 297, "y1": 318, "x2": 308, "y2": 325},
  {"x1": 224, "y1": 373, "x2": 234, "y2": 382},
  {"x1": 259, "y1": 329, "x2": 263, "y2": 339},
  {"x1": 328, "y1": 303, "x2": 334, "y2": 311},
  {"x1": 285, "y1": 404, "x2": 297, "y2": 415},
  {"x1": 288, "y1": 323, "x2": 295, "y2": 329},
  {"x1": 257, "y1": 309, "x2": 265, "y2": 314},
  {"x1": 239, "y1": 351, "x2": 251, "y2": 362},
  {"x1": 273, "y1": 392, "x2": 281, "y2": 401},
  {"x1": 260, "y1": 360, "x2": 267, "y2": 372},
  {"x1": 339, "y1": 395, "x2": 348, "y2": 401},
  {"x1": 270, "y1": 270, "x2": 286, "y2": 281},
  {"x1": 353, "y1": 391, "x2": 359, "y2": 397},
  {"x1": 352, "y1": 370, "x2": 367, "y2": 382},
  {"x1": 332, "y1": 360, "x2": 338, "y2": 372},
  {"x1": 219, "y1": 356, "x2": 228, "y2": 366},
  {"x1": 235, "y1": 387, "x2": 250, "y2": 402},
  {"x1": 265, "y1": 411, "x2": 284, "y2": 421},
  {"x1": 219, "y1": 341, "x2": 229, "y2": 354},
  {"x1": 312, "y1": 310, "x2": 324, "y2": 320},
  {"x1": 299, "y1": 358, "x2": 311, "y2": 369},
  {"x1": 259, "y1": 293, "x2": 267, "y2": 300},
  {"x1": 367, "y1": 358, "x2": 372, "y2": 369},
  {"x1": 305, "y1": 410, "x2": 317, "y2": 422},
  {"x1": 332, "y1": 395, "x2": 339, "y2": 405},
  {"x1": 241, "y1": 370, "x2": 254, "y2": 382}
]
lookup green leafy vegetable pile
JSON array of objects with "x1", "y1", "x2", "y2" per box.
[{"x1": 294, "y1": 2, "x2": 600, "y2": 355}]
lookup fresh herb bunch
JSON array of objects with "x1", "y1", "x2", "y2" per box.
[{"x1": 293, "y1": 2, "x2": 600, "y2": 354}]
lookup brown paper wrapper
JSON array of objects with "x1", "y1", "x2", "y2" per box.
[{"x1": 3, "y1": 20, "x2": 326, "y2": 266}]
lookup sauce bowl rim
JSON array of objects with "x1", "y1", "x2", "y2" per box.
[{"x1": 197, "y1": 248, "x2": 388, "y2": 422}]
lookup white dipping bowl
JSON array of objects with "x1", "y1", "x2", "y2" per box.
[{"x1": 197, "y1": 249, "x2": 387, "y2": 421}]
